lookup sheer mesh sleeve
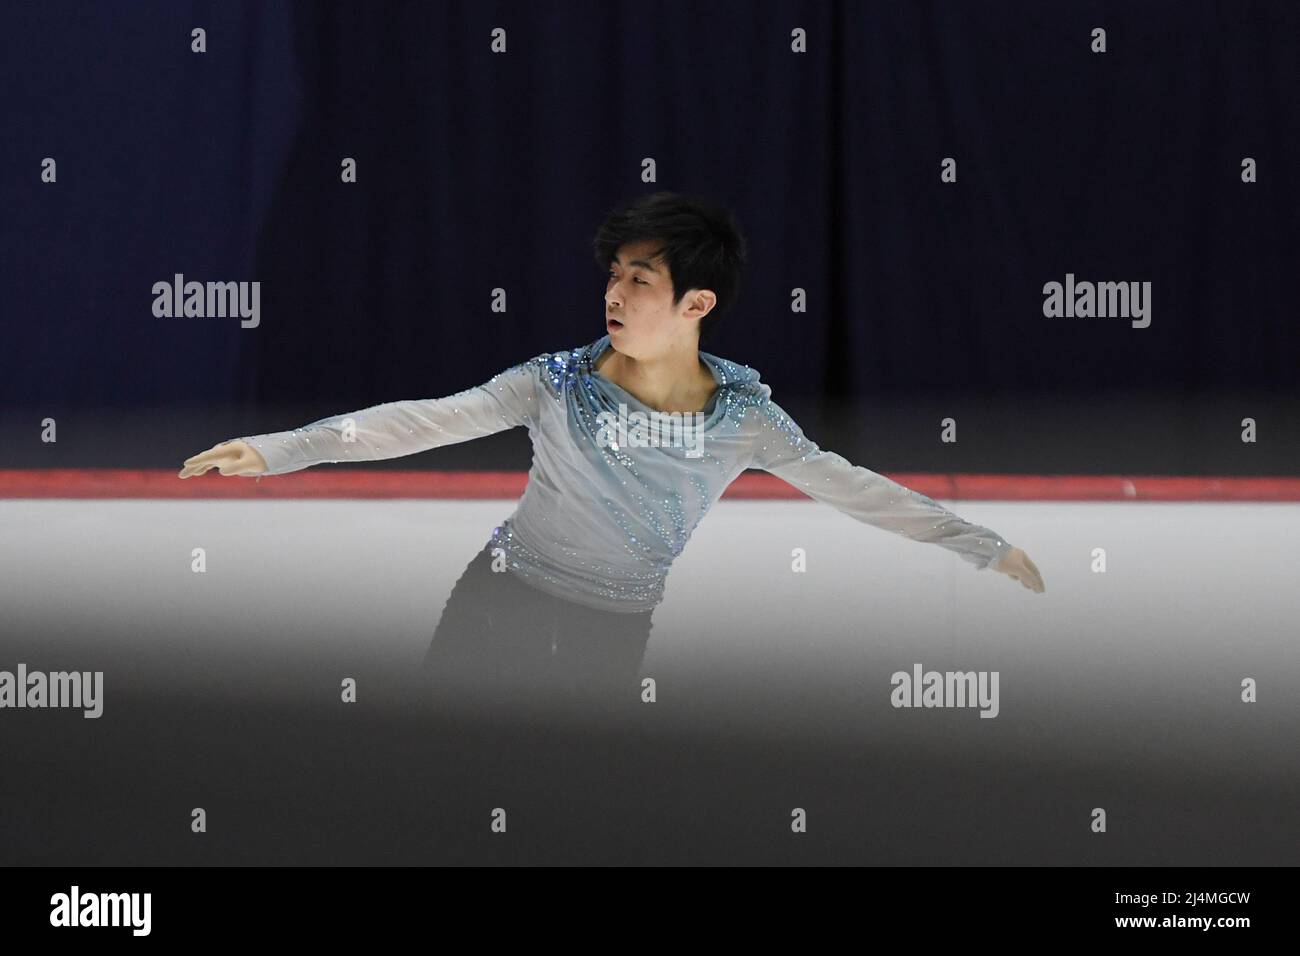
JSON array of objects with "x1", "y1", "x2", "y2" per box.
[
  {"x1": 748, "y1": 397, "x2": 1015, "y2": 570},
  {"x1": 232, "y1": 357, "x2": 542, "y2": 476}
]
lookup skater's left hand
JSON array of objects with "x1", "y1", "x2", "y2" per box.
[{"x1": 991, "y1": 548, "x2": 1044, "y2": 593}]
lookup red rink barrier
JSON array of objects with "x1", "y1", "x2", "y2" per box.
[{"x1": 2, "y1": 469, "x2": 1300, "y2": 501}]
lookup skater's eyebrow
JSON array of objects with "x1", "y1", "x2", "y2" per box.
[{"x1": 611, "y1": 255, "x2": 661, "y2": 273}]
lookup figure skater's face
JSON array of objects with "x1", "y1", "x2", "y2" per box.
[{"x1": 605, "y1": 238, "x2": 716, "y2": 357}]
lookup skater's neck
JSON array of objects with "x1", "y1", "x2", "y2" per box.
[{"x1": 594, "y1": 339, "x2": 718, "y2": 415}]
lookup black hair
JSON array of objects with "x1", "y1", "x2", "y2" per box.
[{"x1": 592, "y1": 192, "x2": 748, "y2": 345}]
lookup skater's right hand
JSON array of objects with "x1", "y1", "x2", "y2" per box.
[{"x1": 179, "y1": 440, "x2": 269, "y2": 478}]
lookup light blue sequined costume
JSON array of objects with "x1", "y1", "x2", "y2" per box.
[{"x1": 235, "y1": 334, "x2": 1015, "y2": 613}]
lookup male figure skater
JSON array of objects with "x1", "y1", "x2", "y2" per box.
[{"x1": 180, "y1": 192, "x2": 1044, "y2": 708}]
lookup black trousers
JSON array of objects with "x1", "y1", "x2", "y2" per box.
[{"x1": 421, "y1": 544, "x2": 654, "y2": 710}]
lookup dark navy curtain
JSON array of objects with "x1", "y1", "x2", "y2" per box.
[{"x1": 4, "y1": 0, "x2": 1297, "y2": 473}]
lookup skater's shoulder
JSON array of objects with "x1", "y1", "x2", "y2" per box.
[
  {"x1": 500, "y1": 335, "x2": 613, "y2": 396},
  {"x1": 700, "y1": 345, "x2": 769, "y2": 404},
  {"x1": 495, "y1": 341, "x2": 583, "y2": 392},
  {"x1": 698, "y1": 348, "x2": 793, "y2": 438}
]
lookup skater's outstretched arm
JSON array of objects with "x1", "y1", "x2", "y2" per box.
[
  {"x1": 179, "y1": 356, "x2": 543, "y2": 479},
  {"x1": 747, "y1": 396, "x2": 1044, "y2": 592}
]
